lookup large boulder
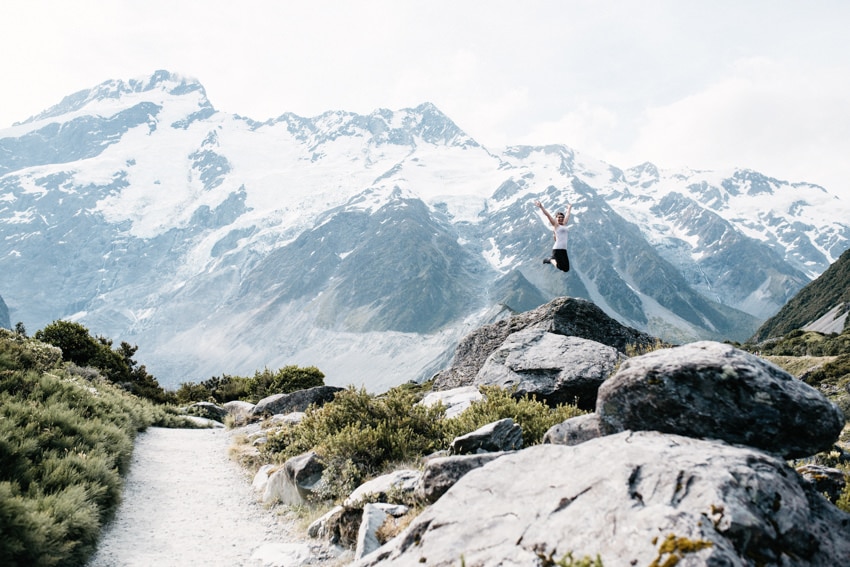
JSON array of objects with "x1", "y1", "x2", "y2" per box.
[
  {"x1": 474, "y1": 329, "x2": 625, "y2": 409},
  {"x1": 252, "y1": 385, "x2": 344, "y2": 417},
  {"x1": 354, "y1": 431, "x2": 850, "y2": 566},
  {"x1": 185, "y1": 401, "x2": 227, "y2": 422},
  {"x1": 433, "y1": 297, "x2": 656, "y2": 390},
  {"x1": 597, "y1": 341, "x2": 845, "y2": 458},
  {"x1": 449, "y1": 418, "x2": 523, "y2": 455},
  {"x1": 417, "y1": 452, "x2": 510, "y2": 504}
]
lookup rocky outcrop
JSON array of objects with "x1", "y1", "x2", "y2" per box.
[
  {"x1": 309, "y1": 469, "x2": 422, "y2": 551},
  {"x1": 432, "y1": 297, "x2": 656, "y2": 390},
  {"x1": 354, "y1": 431, "x2": 850, "y2": 566},
  {"x1": 344, "y1": 469, "x2": 421, "y2": 508},
  {"x1": 251, "y1": 385, "x2": 343, "y2": 417},
  {"x1": 596, "y1": 341, "x2": 845, "y2": 458},
  {"x1": 345, "y1": 339, "x2": 848, "y2": 565},
  {"x1": 474, "y1": 329, "x2": 625, "y2": 409}
]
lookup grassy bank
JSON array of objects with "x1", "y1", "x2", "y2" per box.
[{"x1": 0, "y1": 330, "x2": 192, "y2": 567}]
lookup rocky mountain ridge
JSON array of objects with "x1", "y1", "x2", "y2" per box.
[
  {"x1": 2, "y1": 70, "x2": 849, "y2": 389},
  {"x1": 753, "y1": 246, "x2": 850, "y2": 341}
]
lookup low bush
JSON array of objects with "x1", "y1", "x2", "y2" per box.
[
  {"x1": 260, "y1": 384, "x2": 585, "y2": 502},
  {"x1": 32, "y1": 321, "x2": 170, "y2": 404},
  {"x1": 442, "y1": 386, "x2": 586, "y2": 446},
  {"x1": 248, "y1": 365, "x2": 325, "y2": 401},
  {"x1": 743, "y1": 329, "x2": 850, "y2": 357},
  {"x1": 262, "y1": 385, "x2": 445, "y2": 499},
  {"x1": 0, "y1": 332, "x2": 191, "y2": 567},
  {"x1": 175, "y1": 365, "x2": 325, "y2": 405},
  {"x1": 801, "y1": 354, "x2": 850, "y2": 419}
]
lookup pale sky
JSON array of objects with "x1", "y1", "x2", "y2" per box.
[{"x1": 4, "y1": 0, "x2": 850, "y2": 198}]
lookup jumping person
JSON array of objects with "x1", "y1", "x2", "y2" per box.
[{"x1": 535, "y1": 200, "x2": 572, "y2": 272}]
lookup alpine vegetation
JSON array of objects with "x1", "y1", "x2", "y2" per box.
[{"x1": 0, "y1": 329, "x2": 193, "y2": 567}]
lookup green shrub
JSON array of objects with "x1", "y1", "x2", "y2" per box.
[
  {"x1": 176, "y1": 365, "x2": 324, "y2": 405},
  {"x1": 800, "y1": 354, "x2": 850, "y2": 420},
  {"x1": 262, "y1": 385, "x2": 445, "y2": 500},
  {"x1": 745, "y1": 329, "x2": 850, "y2": 357},
  {"x1": 0, "y1": 329, "x2": 63, "y2": 373},
  {"x1": 443, "y1": 386, "x2": 586, "y2": 446},
  {"x1": 248, "y1": 365, "x2": 325, "y2": 401},
  {"x1": 0, "y1": 330, "x2": 194, "y2": 566},
  {"x1": 32, "y1": 321, "x2": 169, "y2": 404},
  {"x1": 260, "y1": 384, "x2": 586, "y2": 502}
]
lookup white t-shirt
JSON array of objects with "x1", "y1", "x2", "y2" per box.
[{"x1": 554, "y1": 225, "x2": 569, "y2": 249}]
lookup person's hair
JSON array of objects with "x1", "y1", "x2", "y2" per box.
[{"x1": 556, "y1": 211, "x2": 565, "y2": 217}]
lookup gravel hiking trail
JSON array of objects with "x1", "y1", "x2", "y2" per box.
[{"x1": 86, "y1": 426, "x2": 333, "y2": 567}]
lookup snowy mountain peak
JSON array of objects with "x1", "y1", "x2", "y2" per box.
[{"x1": 17, "y1": 70, "x2": 209, "y2": 127}]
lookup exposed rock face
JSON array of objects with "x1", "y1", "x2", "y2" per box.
[
  {"x1": 474, "y1": 329, "x2": 625, "y2": 409},
  {"x1": 596, "y1": 341, "x2": 845, "y2": 458},
  {"x1": 355, "y1": 503, "x2": 410, "y2": 561},
  {"x1": 251, "y1": 385, "x2": 343, "y2": 417},
  {"x1": 433, "y1": 297, "x2": 656, "y2": 390},
  {"x1": 354, "y1": 431, "x2": 850, "y2": 566}
]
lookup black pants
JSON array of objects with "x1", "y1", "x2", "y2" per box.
[{"x1": 550, "y1": 249, "x2": 570, "y2": 272}]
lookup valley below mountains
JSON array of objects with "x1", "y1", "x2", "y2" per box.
[{"x1": 1, "y1": 70, "x2": 849, "y2": 390}]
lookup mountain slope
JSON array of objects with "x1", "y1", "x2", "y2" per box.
[
  {"x1": 1, "y1": 71, "x2": 849, "y2": 389},
  {"x1": 751, "y1": 247, "x2": 850, "y2": 341},
  {"x1": 0, "y1": 294, "x2": 9, "y2": 330}
]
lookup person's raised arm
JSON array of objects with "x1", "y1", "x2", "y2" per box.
[
  {"x1": 535, "y1": 200, "x2": 557, "y2": 228},
  {"x1": 563, "y1": 203, "x2": 573, "y2": 225}
]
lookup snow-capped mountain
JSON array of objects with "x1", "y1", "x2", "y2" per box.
[{"x1": 2, "y1": 71, "x2": 849, "y2": 390}]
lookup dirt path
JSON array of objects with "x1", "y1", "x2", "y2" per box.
[{"x1": 86, "y1": 425, "x2": 341, "y2": 567}]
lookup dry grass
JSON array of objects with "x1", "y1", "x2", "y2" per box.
[{"x1": 764, "y1": 355, "x2": 837, "y2": 377}]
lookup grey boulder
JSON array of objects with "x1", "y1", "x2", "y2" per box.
[
  {"x1": 354, "y1": 431, "x2": 850, "y2": 566},
  {"x1": 417, "y1": 452, "x2": 510, "y2": 504},
  {"x1": 449, "y1": 418, "x2": 522, "y2": 455},
  {"x1": 543, "y1": 412, "x2": 603, "y2": 446},
  {"x1": 597, "y1": 341, "x2": 845, "y2": 458},
  {"x1": 433, "y1": 297, "x2": 656, "y2": 390},
  {"x1": 252, "y1": 385, "x2": 344, "y2": 417},
  {"x1": 475, "y1": 329, "x2": 624, "y2": 409}
]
